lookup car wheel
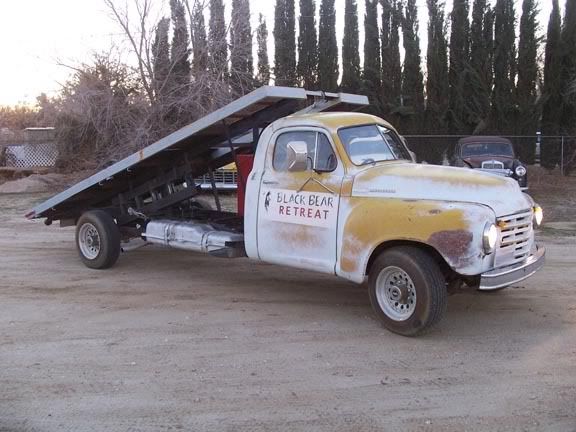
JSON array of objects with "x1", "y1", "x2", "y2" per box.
[
  {"x1": 368, "y1": 246, "x2": 448, "y2": 336},
  {"x1": 76, "y1": 210, "x2": 121, "y2": 269}
]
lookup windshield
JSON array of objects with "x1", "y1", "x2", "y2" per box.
[
  {"x1": 338, "y1": 124, "x2": 411, "y2": 165},
  {"x1": 461, "y1": 142, "x2": 514, "y2": 157}
]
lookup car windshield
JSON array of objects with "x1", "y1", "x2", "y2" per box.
[
  {"x1": 338, "y1": 124, "x2": 411, "y2": 165},
  {"x1": 461, "y1": 142, "x2": 514, "y2": 157}
]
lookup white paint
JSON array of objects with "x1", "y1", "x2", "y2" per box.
[
  {"x1": 254, "y1": 124, "x2": 343, "y2": 274},
  {"x1": 351, "y1": 163, "x2": 533, "y2": 218}
]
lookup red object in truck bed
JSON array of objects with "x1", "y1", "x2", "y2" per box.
[{"x1": 236, "y1": 154, "x2": 255, "y2": 216}]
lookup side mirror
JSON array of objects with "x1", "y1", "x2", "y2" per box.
[{"x1": 286, "y1": 141, "x2": 309, "y2": 172}]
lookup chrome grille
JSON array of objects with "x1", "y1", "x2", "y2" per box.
[
  {"x1": 482, "y1": 160, "x2": 505, "y2": 170},
  {"x1": 494, "y1": 209, "x2": 534, "y2": 267}
]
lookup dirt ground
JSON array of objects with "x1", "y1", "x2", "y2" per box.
[{"x1": 1, "y1": 191, "x2": 576, "y2": 432}]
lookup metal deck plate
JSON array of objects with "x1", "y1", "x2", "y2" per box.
[{"x1": 27, "y1": 86, "x2": 368, "y2": 222}]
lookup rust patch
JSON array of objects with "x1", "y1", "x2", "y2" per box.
[
  {"x1": 339, "y1": 198, "x2": 470, "y2": 275},
  {"x1": 275, "y1": 224, "x2": 321, "y2": 249},
  {"x1": 428, "y1": 229, "x2": 474, "y2": 266}
]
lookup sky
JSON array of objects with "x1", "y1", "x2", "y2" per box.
[{"x1": 0, "y1": 0, "x2": 555, "y2": 106}]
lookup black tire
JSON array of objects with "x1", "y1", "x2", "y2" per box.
[
  {"x1": 368, "y1": 246, "x2": 448, "y2": 336},
  {"x1": 75, "y1": 210, "x2": 121, "y2": 269}
]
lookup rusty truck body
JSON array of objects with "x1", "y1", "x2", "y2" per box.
[{"x1": 27, "y1": 86, "x2": 545, "y2": 336}]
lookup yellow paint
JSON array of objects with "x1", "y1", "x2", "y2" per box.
[
  {"x1": 356, "y1": 163, "x2": 504, "y2": 187},
  {"x1": 289, "y1": 112, "x2": 395, "y2": 132},
  {"x1": 340, "y1": 176, "x2": 354, "y2": 197},
  {"x1": 274, "y1": 172, "x2": 342, "y2": 194},
  {"x1": 340, "y1": 198, "x2": 470, "y2": 273}
]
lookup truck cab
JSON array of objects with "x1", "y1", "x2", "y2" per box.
[{"x1": 244, "y1": 112, "x2": 545, "y2": 335}]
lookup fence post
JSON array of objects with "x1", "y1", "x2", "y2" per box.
[
  {"x1": 560, "y1": 136, "x2": 564, "y2": 176},
  {"x1": 535, "y1": 131, "x2": 541, "y2": 166}
]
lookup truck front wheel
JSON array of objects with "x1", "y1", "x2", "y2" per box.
[
  {"x1": 75, "y1": 210, "x2": 121, "y2": 269},
  {"x1": 368, "y1": 246, "x2": 447, "y2": 336}
]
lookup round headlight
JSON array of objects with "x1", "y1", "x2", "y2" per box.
[
  {"x1": 533, "y1": 205, "x2": 543, "y2": 226},
  {"x1": 515, "y1": 165, "x2": 527, "y2": 177},
  {"x1": 483, "y1": 222, "x2": 498, "y2": 254}
]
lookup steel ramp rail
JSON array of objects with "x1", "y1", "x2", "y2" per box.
[{"x1": 27, "y1": 86, "x2": 368, "y2": 223}]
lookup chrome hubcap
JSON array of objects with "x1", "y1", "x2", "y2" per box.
[
  {"x1": 375, "y1": 266, "x2": 417, "y2": 321},
  {"x1": 78, "y1": 223, "x2": 100, "y2": 260}
]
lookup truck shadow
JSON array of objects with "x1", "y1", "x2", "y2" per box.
[{"x1": 114, "y1": 248, "x2": 561, "y2": 340}]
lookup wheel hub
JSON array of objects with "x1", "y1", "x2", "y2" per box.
[
  {"x1": 78, "y1": 222, "x2": 101, "y2": 260},
  {"x1": 389, "y1": 280, "x2": 409, "y2": 303},
  {"x1": 375, "y1": 266, "x2": 417, "y2": 321}
]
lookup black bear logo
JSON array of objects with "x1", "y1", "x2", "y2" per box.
[{"x1": 264, "y1": 191, "x2": 271, "y2": 212}]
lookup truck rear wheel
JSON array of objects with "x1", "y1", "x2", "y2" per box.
[
  {"x1": 75, "y1": 210, "x2": 121, "y2": 269},
  {"x1": 368, "y1": 246, "x2": 447, "y2": 336}
]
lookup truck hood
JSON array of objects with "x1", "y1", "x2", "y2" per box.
[{"x1": 351, "y1": 163, "x2": 532, "y2": 217}]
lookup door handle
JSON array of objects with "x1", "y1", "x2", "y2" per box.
[{"x1": 262, "y1": 180, "x2": 278, "y2": 185}]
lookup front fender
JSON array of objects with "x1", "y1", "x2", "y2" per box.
[{"x1": 336, "y1": 197, "x2": 496, "y2": 283}]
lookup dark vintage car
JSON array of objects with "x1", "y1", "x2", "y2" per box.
[{"x1": 452, "y1": 136, "x2": 528, "y2": 190}]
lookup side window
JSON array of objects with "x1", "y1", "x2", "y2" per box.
[
  {"x1": 273, "y1": 130, "x2": 337, "y2": 172},
  {"x1": 315, "y1": 133, "x2": 337, "y2": 172},
  {"x1": 273, "y1": 131, "x2": 316, "y2": 171}
]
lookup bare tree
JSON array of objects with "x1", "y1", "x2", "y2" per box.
[
  {"x1": 52, "y1": 0, "x2": 251, "y2": 171},
  {"x1": 102, "y1": 0, "x2": 156, "y2": 102}
]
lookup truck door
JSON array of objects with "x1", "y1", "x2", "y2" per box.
[{"x1": 256, "y1": 128, "x2": 343, "y2": 274}]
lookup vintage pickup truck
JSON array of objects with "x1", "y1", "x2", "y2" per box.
[{"x1": 28, "y1": 87, "x2": 545, "y2": 336}]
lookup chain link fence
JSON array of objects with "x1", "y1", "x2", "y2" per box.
[
  {"x1": 404, "y1": 134, "x2": 576, "y2": 175},
  {"x1": 0, "y1": 128, "x2": 58, "y2": 168}
]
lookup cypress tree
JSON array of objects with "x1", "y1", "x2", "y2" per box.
[
  {"x1": 286, "y1": 0, "x2": 297, "y2": 85},
  {"x1": 381, "y1": 0, "x2": 402, "y2": 114},
  {"x1": 447, "y1": 0, "x2": 470, "y2": 132},
  {"x1": 190, "y1": 1, "x2": 208, "y2": 77},
  {"x1": 297, "y1": 0, "x2": 318, "y2": 89},
  {"x1": 363, "y1": 0, "x2": 381, "y2": 108},
  {"x1": 230, "y1": 0, "x2": 254, "y2": 95},
  {"x1": 542, "y1": 0, "x2": 562, "y2": 136},
  {"x1": 401, "y1": 0, "x2": 424, "y2": 116},
  {"x1": 318, "y1": 0, "x2": 339, "y2": 91},
  {"x1": 170, "y1": 0, "x2": 191, "y2": 94},
  {"x1": 256, "y1": 14, "x2": 271, "y2": 86},
  {"x1": 274, "y1": 0, "x2": 297, "y2": 86},
  {"x1": 467, "y1": 0, "x2": 493, "y2": 132},
  {"x1": 274, "y1": 0, "x2": 286, "y2": 84},
  {"x1": 152, "y1": 17, "x2": 171, "y2": 101},
  {"x1": 516, "y1": 0, "x2": 540, "y2": 135},
  {"x1": 469, "y1": 0, "x2": 486, "y2": 63},
  {"x1": 425, "y1": 0, "x2": 448, "y2": 132},
  {"x1": 209, "y1": 0, "x2": 228, "y2": 79},
  {"x1": 560, "y1": 0, "x2": 576, "y2": 133},
  {"x1": 491, "y1": 0, "x2": 516, "y2": 133},
  {"x1": 341, "y1": 0, "x2": 361, "y2": 93}
]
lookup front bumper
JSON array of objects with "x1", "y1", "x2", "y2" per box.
[{"x1": 479, "y1": 245, "x2": 546, "y2": 290}]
